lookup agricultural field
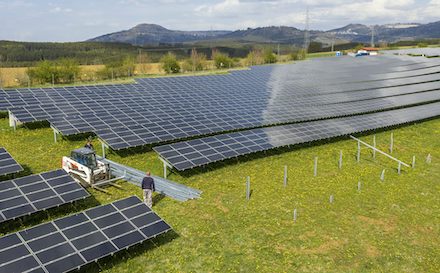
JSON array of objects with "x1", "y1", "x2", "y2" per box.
[{"x1": 1, "y1": 115, "x2": 439, "y2": 272}]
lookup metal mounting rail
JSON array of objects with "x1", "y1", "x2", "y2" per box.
[
  {"x1": 97, "y1": 156, "x2": 201, "y2": 202},
  {"x1": 350, "y1": 135, "x2": 410, "y2": 167}
]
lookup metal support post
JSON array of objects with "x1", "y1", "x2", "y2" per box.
[
  {"x1": 338, "y1": 150, "x2": 343, "y2": 169},
  {"x1": 412, "y1": 156, "x2": 416, "y2": 168},
  {"x1": 373, "y1": 135, "x2": 376, "y2": 159},
  {"x1": 246, "y1": 176, "x2": 250, "y2": 200},
  {"x1": 397, "y1": 162, "x2": 401, "y2": 175},
  {"x1": 283, "y1": 165, "x2": 287, "y2": 187},
  {"x1": 314, "y1": 157, "x2": 318, "y2": 177},
  {"x1": 293, "y1": 208, "x2": 297, "y2": 222},
  {"x1": 357, "y1": 140, "x2": 361, "y2": 163},
  {"x1": 390, "y1": 133, "x2": 394, "y2": 153},
  {"x1": 158, "y1": 157, "x2": 172, "y2": 179}
]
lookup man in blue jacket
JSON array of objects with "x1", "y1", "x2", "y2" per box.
[{"x1": 142, "y1": 171, "x2": 155, "y2": 208}]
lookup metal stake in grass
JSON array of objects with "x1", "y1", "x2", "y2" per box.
[
  {"x1": 283, "y1": 165, "x2": 287, "y2": 187},
  {"x1": 246, "y1": 176, "x2": 250, "y2": 200},
  {"x1": 426, "y1": 154, "x2": 432, "y2": 164},
  {"x1": 373, "y1": 135, "x2": 376, "y2": 159},
  {"x1": 412, "y1": 156, "x2": 416, "y2": 168},
  {"x1": 397, "y1": 162, "x2": 401, "y2": 175},
  {"x1": 293, "y1": 208, "x2": 297, "y2": 222},
  {"x1": 314, "y1": 157, "x2": 318, "y2": 177},
  {"x1": 338, "y1": 150, "x2": 343, "y2": 169},
  {"x1": 329, "y1": 195, "x2": 334, "y2": 203},
  {"x1": 357, "y1": 140, "x2": 361, "y2": 163},
  {"x1": 358, "y1": 181, "x2": 361, "y2": 192},
  {"x1": 380, "y1": 169, "x2": 386, "y2": 181},
  {"x1": 390, "y1": 133, "x2": 394, "y2": 154}
]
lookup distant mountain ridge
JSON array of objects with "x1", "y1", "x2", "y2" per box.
[
  {"x1": 88, "y1": 21, "x2": 440, "y2": 46},
  {"x1": 90, "y1": 23, "x2": 231, "y2": 45}
]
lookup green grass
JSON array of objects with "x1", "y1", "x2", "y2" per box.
[{"x1": 0, "y1": 117, "x2": 439, "y2": 272}]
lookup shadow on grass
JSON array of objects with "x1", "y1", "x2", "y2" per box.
[
  {"x1": 78, "y1": 230, "x2": 179, "y2": 273},
  {"x1": 153, "y1": 193, "x2": 166, "y2": 206},
  {"x1": 0, "y1": 195, "x2": 100, "y2": 235}
]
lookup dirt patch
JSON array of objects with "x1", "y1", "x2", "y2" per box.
[
  {"x1": 365, "y1": 244, "x2": 380, "y2": 257},
  {"x1": 214, "y1": 195, "x2": 229, "y2": 213},
  {"x1": 357, "y1": 215, "x2": 396, "y2": 233},
  {"x1": 301, "y1": 238, "x2": 346, "y2": 254},
  {"x1": 298, "y1": 230, "x2": 316, "y2": 240}
]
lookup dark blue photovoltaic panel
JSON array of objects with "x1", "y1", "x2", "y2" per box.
[
  {"x1": 0, "y1": 169, "x2": 89, "y2": 223},
  {"x1": 0, "y1": 147, "x2": 23, "y2": 176},
  {"x1": 154, "y1": 102, "x2": 440, "y2": 171},
  {"x1": 0, "y1": 196, "x2": 172, "y2": 273},
  {"x1": 1, "y1": 56, "x2": 440, "y2": 150}
]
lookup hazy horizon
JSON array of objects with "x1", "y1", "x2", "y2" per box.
[{"x1": 0, "y1": 0, "x2": 439, "y2": 42}]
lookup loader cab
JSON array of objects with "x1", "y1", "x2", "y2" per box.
[{"x1": 71, "y1": 148, "x2": 97, "y2": 169}]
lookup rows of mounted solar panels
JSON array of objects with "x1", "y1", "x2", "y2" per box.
[
  {"x1": 0, "y1": 196, "x2": 172, "y2": 273},
  {"x1": 0, "y1": 56, "x2": 437, "y2": 108},
  {"x1": 0, "y1": 169, "x2": 89, "y2": 223},
  {"x1": 9, "y1": 74, "x2": 440, "y2": 125},
  {"x1": 154, "y1": 101, "x2": 440, "y2": 171},
  {"x1": 6, "y1": 66, "x2": 440, "y2": 124},
  {"x1": 382, "y1": 47, "x2": 440, "y2": 57},
  {"x1": 49, "y1": 89, "x2": 440, "y2": 150},
  {"x1": 1, "y1": 58, "x2": 439, "y2": 114},
  {"x1": 0, "y1": 147, "x2": 23, "y2": 176}
]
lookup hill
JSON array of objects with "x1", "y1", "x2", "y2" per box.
[
  {"x1": 89, "y1": 24, "x2": 231, "y2": 45},
  {"x1": 89, "y1": 21, "x2": 440, "y2": 46}
]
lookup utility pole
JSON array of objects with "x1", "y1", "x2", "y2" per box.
[
  {"x1": 370, "y1": 25, "x2": 375, "y2": 48},
  {"x1": 303, "y1": 7, "x2": 310, "y2": 54}
]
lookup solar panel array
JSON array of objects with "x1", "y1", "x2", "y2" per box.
[
  {"x1": 0, "y1": 169, "x2": 89, "y2": 223},
  {"x1": 0, "y1": 148, "x2": 23, "y2": 176},
  {"x1": 1, "y1": 56, "x2": 440, "y2": 150},
  {"x1": 382, "y1": 47, "x2": 440, "y2": 57},
  {"x1": 0, "y1": 196, "x2": 172, "y2": 273},
  {"x1": 154, "y1": 102, "x2": 440, "y2": 170}
]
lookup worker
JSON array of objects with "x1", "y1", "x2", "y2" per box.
[
  {"x1": 142, "y1": 171, "x2": 155, "y2": 208},
  {"x1": 84, "y1": 137, "x2": 94, "y2": 150}
]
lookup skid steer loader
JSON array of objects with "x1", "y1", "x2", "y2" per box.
[{"x1": 62, "y1": 148, "x2": 124, "y2": 193}]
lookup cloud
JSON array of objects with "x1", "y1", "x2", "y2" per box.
[{"x1": 49, "y1": 7, "x2": 73, "y2": 13}]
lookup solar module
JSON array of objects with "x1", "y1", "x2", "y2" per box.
[
  {"x1": 154, "y1": 101, "x2": 440, "y2": 171},
  {"x1": 1, "y1": 56, "x2": 440, "y2": 151},
  {"x1": 0, "y1": 169, "x2": 89, "y2": 223},
  {"x1": 0, "y1": 196, "x2": 172, "y2": 273},
  {"x1": 0, "y1": 147, "x2": 23, "y2": 176}
]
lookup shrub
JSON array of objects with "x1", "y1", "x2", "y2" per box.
[
  {"x1": 160, "y1": 52, "x2": 180, "y2": 74},
  {"x1": 213, "y1": 51, "x2": 234, "y2": 69},
  {"x1": 263, "y1": 49, "x2": 277, "y2": 64}
]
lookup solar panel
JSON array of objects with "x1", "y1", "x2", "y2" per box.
[
  {"x1": 0, "y1": 147, "x2": 23, "y2": 176},
  {"x1": 0, "y1": 169, "x2": 89, "y2": 223},
  {"x1": 154, "y1": 101, "x2": 440, "y2": 171},
  {"x1": 0, "y1": 196, "x2": 172, "y2": 273},
  {"x1": 2, "y1": 56, "x2": 440, "y2": 151}
]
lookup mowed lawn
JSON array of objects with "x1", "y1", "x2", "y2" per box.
[{"x1": 0, "y1": 117, "x2": 439, "y2": 272}]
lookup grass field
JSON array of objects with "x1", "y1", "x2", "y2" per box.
[{"x1": 0, "y1": 115, "x2": 439, "y2": 272}]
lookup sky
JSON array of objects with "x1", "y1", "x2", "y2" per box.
[{"x1": 0, "y1": 0, "x2": 439, "y2": 42}]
